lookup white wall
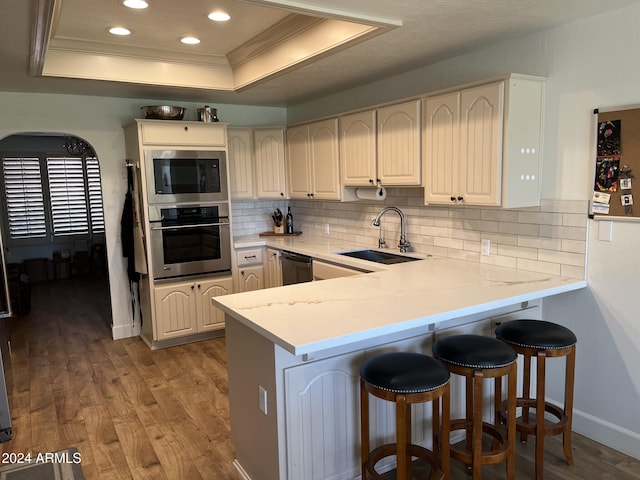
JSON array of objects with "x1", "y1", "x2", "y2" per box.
[
  {"x1": 288, "y1": 3, "x2": 640, "y2": 459},
  {"x1": 0, "y1": 93, "x2": 286, "y2": 339}
]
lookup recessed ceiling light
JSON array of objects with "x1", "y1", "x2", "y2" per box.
[
  {"x1": 123, "y1": 0, "x2": 149, "y2": 8},
  {"x1": 181, "y1": 36, "x2": 201, "y2": 45},
  {"x1": 208, "y1": 11, "x2": 231, "y2": 22},
  {"x1": 109, "y1": 27, "x2": 131, "y2": 36}
]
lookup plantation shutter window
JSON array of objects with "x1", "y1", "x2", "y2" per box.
[
  {"x1": 1, "y1": 153, "x2": 105, "y2": 245},
  {"x1": 47, "y1": 157, "x2": 89, "y2": 236},
  {"x1": 1, "y1": 157, "x2": 47, "y2": 239}
]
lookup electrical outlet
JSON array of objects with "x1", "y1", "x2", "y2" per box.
[
  {"x1": 259, "y1": 386, "x2": 267, "y2": 414},
  {"x1": 481, "y1": 239, "x2": 491, "y2": 256}
]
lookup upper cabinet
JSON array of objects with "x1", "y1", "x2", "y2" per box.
[
  {"x1": 340, "y1": 100, "x2": 421, "y2": 187},
  {"x1": 139, "y1": 120, "x2": 226, "y2": 147},
  {"x1": 286, "y1": 118, "x2": 341, "y2": 200},
  {"x1": 228, "y1": 128, "x2": 254, "y2": 199},
  {"x1": 377, "y1": 100, "x2": 422, "y2": 185},
  {"x1": 340, "y1": 110, "x2": 377, "y2": 186},
  {"x1": 228, "y1": 127, "x2": 286, "y2": 200},
  {"x1": 423, "y1": 76, "x2": 544, "y2": 208}
]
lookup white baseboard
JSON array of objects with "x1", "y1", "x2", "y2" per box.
[
  {"x1": 111, "y1": 323, "x2": 138, "y2": 340},
  {"x1": 572, "y1": 406, "x2": 640, "y2": 460}
]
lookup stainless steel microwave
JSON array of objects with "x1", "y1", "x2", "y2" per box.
[{"x1": 144, "y1": 149, "x2": 228, "y2": 204}]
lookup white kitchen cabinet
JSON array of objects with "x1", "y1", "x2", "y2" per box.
[
  {"x1": 153, "y1": 276, "x2": 233, "y2": 341},
  {"x1": 312, "y1": 260, "x2": 365, "y2": 280},
  {"x1": 377, "y1": 100, "x2": 422, "y2": 185},
  {"x1": 235, "y1": 247, "x2": 265, "y2": 292},
  {"x1": 237, "y1": 266, "x2": 264, "y2": 292},
  {"x1": 254, "y1": 127, "x2": 287, "y2": 199},
  {"x1": 340, "y1": 109, "x2": 378, "y2": 186},
  {"x1": 423, "y1": 76, "x2": 544, "y2": 207},
  {"x1": 286, "y1": 119, "x2": 341, "y2": 200},
  {"x1": 228, "y1": 127, "x2": 255, "y2": 199},
  {"x1": 139, "y1": 120, "x2": 226, "y2": 147},
  {"x1": 265, "y1": 248, "x2": 283, "y2": 288},
  {"x1": 284, "y1": 351, "x2": 364, "y2": 479},
  {"x1": 228, "y1": 127, "x2": 286, "y2": 199}
]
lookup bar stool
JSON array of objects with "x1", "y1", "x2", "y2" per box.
[
  {"x1": 432, "y1": 334, "x2": 517, "y2": 480},
  {"x1": 360, "y1": 351, "x2": 451, "y2": 480},
  {"x1": 495, "y1": 319, "x2": 577, "y2": 480}
]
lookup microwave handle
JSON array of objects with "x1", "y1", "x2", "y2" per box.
[{"x1": 151, "y1": 221, "x2": 229, "y2": 231}]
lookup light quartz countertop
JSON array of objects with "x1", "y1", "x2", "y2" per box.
[{"x1": 213, "y1": 234, "x2": 587, "y2": 356}]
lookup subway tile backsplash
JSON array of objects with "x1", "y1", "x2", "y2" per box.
[{"x1": 230, "y1": 188, "x2": 589, "y2": 279}]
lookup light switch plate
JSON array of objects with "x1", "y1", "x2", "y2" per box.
[{"x1": 598, "y1": 220, "x2": 613, "y2": 242}]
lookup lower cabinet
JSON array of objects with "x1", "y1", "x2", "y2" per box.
[
  {"x1": 282, "y1": 317, "x2": 496, "y2": 479},
  {"x1": 265, "y1": 248, "x2": 283, "y2": 288},
  {"x1": 153, "y1": 276, "x2": 233, "y2": 341},
  {"x1": 237, "y1": 266, "x2": 264, "y2": 292},
  {"x1": 284, "y1": 351, "x2": 364, "y2": 479}
]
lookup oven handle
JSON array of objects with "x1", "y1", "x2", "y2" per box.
[{"x1": 151, "y1": 221, "x2": 230, "y2": 231}]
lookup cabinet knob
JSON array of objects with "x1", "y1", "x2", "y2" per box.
[
  {"x1": 197, "y1": 284, "x2": 201, "y2": 290},
  {"x1": 450, "y1": 196, "x2": 456, "y2": 202},
  {"x1": 191, "y1": 285, "x2": 195, "y2": 290},
  {"x1": 184, "y1": 126, "x2": 189, "y2": 132},
  {"x1": 280, "y1": 192, "x2": 284, "y2": 197},
  {"x1": 369, "y1": 179, "x2": 374, "y2": 185},
  {"x1": 457, "y1": 196, "x2": 464, "y2": 202},
  {"x1": 240, "y1": 270, "x2": 245, "y2": 276}
]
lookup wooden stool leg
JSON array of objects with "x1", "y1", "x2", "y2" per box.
[
  {"x1": 465, "y1": 375, "x2": 474, "y2": 456},
  {"x1": 442, "y1": 384, "x2": 451, "y2": 480},
  {"x1": 521, "y1": 353, "x2": 532, "y2": 443},
  {"x1": 472, "y1": 370, "x2": 484, "y2": 480},
  {"x1": 396, "y1": 393, "x2": 410, "y2": 480},
  {"x1": 360, "y1": 379, "x2": 370, "y2": 480},
  {"x1": 507, "y1": 362, "x2": 517, "y2": 480},
  {"x1": 433, "y1": 390, "x2": 441, "y2": 457},
  {"x1": 535, "y1": 350, "x2": 547, "y2": 480},
  {"x1": 563, "y1": 345, "x2": 576, "y2": 466}
]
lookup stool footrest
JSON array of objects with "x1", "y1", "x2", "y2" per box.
[
  {"x1": 499, "y1": 398, "x2": 569, "y2": 437},
  {"x1": 365, "y1": 443, "x2": 444, "y2": 480},
  {"x1": 449, "y1": 419, "x2": 513, "y2": 466}
]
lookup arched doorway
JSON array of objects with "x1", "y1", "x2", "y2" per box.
[{"x1": 0, "y1": 132, "x2": 112, "y2": 327}]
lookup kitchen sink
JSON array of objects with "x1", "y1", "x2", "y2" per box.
[{"x1": 336, "y1": 249, "x2": 422, "y2": 264}]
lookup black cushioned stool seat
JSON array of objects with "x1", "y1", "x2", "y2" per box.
[
  {"x1": 360, "y1": 352, "x2": 450, "y2": 480},
  {"x1": 432, "y1": 335, "x2": 518, "y2": 480},
  {"x1": 495, "y1": 320, "x2": 577, "y2": 480}
]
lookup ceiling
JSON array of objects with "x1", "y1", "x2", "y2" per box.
[{"x1": 2, "y1": 0, "x2": 640, "y2": 107}]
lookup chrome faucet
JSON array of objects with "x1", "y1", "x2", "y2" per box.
[{"x1": 372, "y1": 207, "x2": 410, "y2": 253}]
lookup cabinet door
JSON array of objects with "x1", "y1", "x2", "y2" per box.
[
  {"x1": 196, "y1": 277, "x2": 233, "y2": 332},
  {"x1": 284, "y1": 351, "x2": 364, "y2": 480},
  {"x1": 377, "y1": 100, "x2": 422, "y2": 185},
  {"x1": 265, "y1": 248, "x2": 282, "y2": 289},
  {"x1": 228, "y1": 128, "x2": 254, "y2": 199},
  {"x1": 140, "y1": 122, "x2": 226, "y2": 146},
  {"x1": 424, "y1": 93, "x2": 460, "y2": 204},
  {"x1": 286, "y1": 125, "x2": 312, "y2": 199},
  {"x1": 237, "y1": 266, "x2": 264, "y2": 293},
  {"x1": 340, "y1": 110, "x2": 377, "y2": 186},
  {"x1": 308, "y1": 118, "x2": 340, "y2": 200},
  {"x1": 459, "y1": 82, "x2": 504, "y2": 206},
  {"x1": 154, "y1": 282, "x2": 197, "y2": 340},
  {"x1": 254, "y1": 128, "x2": 287, "y2": 199}
]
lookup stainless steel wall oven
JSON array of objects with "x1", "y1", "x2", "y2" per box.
[{"x1": 149, "y1": 204, "x2": 231, "y2": 279}]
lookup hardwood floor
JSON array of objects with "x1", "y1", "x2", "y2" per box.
[
  {"x1": 1, "y1": 276, "x2": 239, "y2": 480},
  {"x1": 1, "y1": 277, "x2": 639, "y2": 479}
]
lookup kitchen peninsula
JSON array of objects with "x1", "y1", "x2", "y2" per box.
[{"x1": 212, "y1": 236, "x2": 586, "y2": 480}]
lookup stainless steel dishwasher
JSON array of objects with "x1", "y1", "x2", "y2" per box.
[{"x1": 281, "y1": 251, "x2": 313, "y2": 285}]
